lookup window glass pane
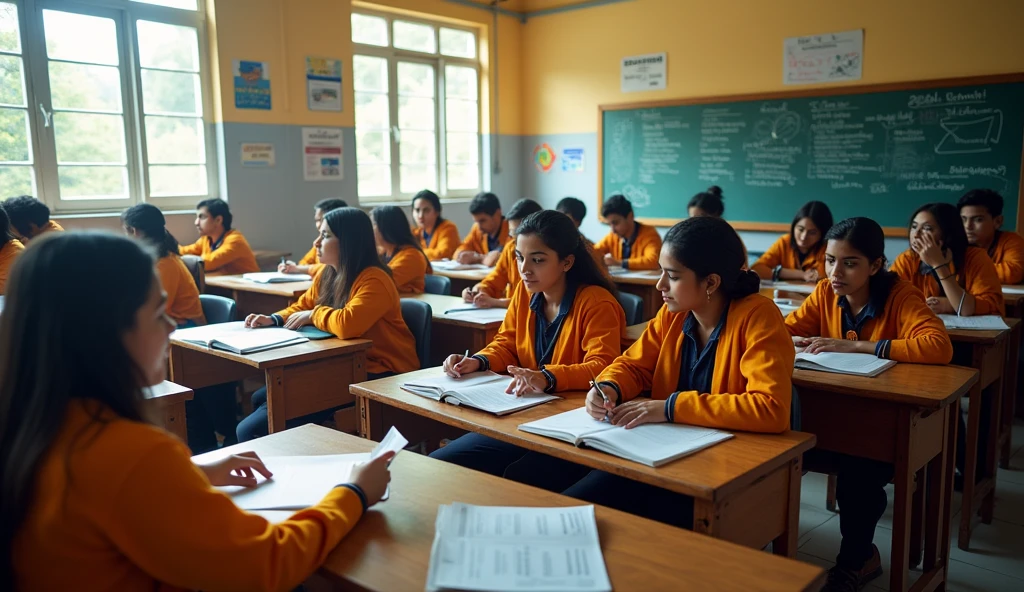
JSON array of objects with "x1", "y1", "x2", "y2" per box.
[
  {"x1": 0, "y1": 108, "x2": 29, "y2": 162},
  {"x1": 398, "y1": 62, "x2": 434, "y2": 97},
  {"x1": 43, "y1": 11, "x2": 118, "y2": 65},
  {"x1": 145, "y1": 116, "x2": 205, "y2": 164},
  {"x1": 400, "y1": 164, "x2": 436, "y2": 193},
  {"x1": 351, "y1": 13, "x2": 387, "y2": 46},
  {"x1": 447, "y1": 164, "x2": 479, "y2": 191},
  {"x1": 0, "y1": 55, "x2": 24, "y2": 106},
  {"x1": 49, "y1": 62, "x2": 122, "y2": 112},
  {"x1": 137, "y1": 21, "x2": 200, "y2": 72},
  {"x1": 353, "y1": 55, "x2": 387, "y2": 93},
  {"x1": 53, "y1": 112, "x2": 126, "y2": 163},
  {"x1": 446, "y1": 133, "x2": 478, "y2": 164},
  {"x1": 440, "y1": 28, "x2": 475, "y2": 58},
  {"x1": 0, "y1": 3, "x2": 20, "y2": 54},
  {"x1": 355, "y1": 92, "x2": 389, "y2": 130},
  {"x1": 57, "y1": 166, "x2": 128, "y2": 200},
  {"x1": 399, "y1": 130, "x2": 436, "y2": 165},
  {"x1": 398, "y1": 97, "x2": 435, "y2": 131},
  {"x1": 131, "y1": 0, "x2": 198, "y2": 10},
  {"x1": 357, "y1": 164, "x2": 391, "y2": 197},
  {"x1": 149, "y1": 165, "x2": 207, "y2": 196},
  {"x1": 356, "y1": 131, "x2": 390, "y2": 165},
  {"x1": 446, "y1": 99, "x2": 478, "y2": 132},
  {"x1": 393, "y1": 20, "x2": 435, "y2": 53},
  {"x1": 0, "y1": 165, "x2": 33, "y2": 196},
  {"x1": 445, "y1": 66, "x2": 477, "y2": 100},
  {"x1": 142, "y1": 70, "x2": 201, "y2": 115}
]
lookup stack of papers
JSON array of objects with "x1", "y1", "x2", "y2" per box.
[
  {"x1": 938, "y1": 315, "x2": 1010, "y2": 330},
  {"x1": 403, "y1": 371, "x2": 559, "y2": 415},
  {"x1": 173, "y1": 321, "x2": 308, "y2": 354},
  {"x1": 442, "y1": 307, "x2": 509, "y2": 323},
  {"x1": 426, "y1": 503, "x2": 612, "y2": 592},
  {"x1": 432, "y1": 260, "x2": 490, "y2": 271},
  {"x1": 242, "y1": 272, "x2": 312, "y2": 283},
  {"x1": 794, "y1": 351, "x2": 895, "y2": 377}
]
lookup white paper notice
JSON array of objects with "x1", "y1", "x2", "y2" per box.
[
  {"x1": 784, "y1": 29, "x2": 863, "y2": 85},
  {"x1": 241, "y1": 143, "x2": 275, "y2": 167},
  {"x1": 302, "y1": 127, "x2": 343, "y2": 181},
  {"x1": 621, "y1": 52, "x2": 666, "y2": 93}
]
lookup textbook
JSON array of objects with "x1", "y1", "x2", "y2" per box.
[
  {"x1": 938, "y1": 314, "x2": 1010, "y2": 330},
  {"x1": 242, "y1": 272, "x2": 312, "y2": 283},
  {"x1": 173, "y1": 321, "x2": 308, "y2": 354},
  {"x1": 431, "y1": 259, "x2": 490, "y2": 271},
  {"x1": 518, "y1": 407, "x2": 733, "y2": 468},
  {"x1": 402, "y1": 371, "x2": 559, "y2": 415},
  {"x1": 794, "y1": 351, "x2": 895, "y2": 377},
  {"x1": 426, "y1": 503, "x2": 612, "y2": 592}
]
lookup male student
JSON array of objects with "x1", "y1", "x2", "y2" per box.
[
  {"x1": 592, "y1": 194, "x2": 662, "y2": 270},
  {"x1": 454, "y1": 192, "x2": 509, "y2": 266},
  {"x1": 279, "y1": 198, "x2": 347, "y2": 276},
  {"x1": 179, "y1": 198, "x2": 260, "y2": 275},
  {"x1": 556, "y1": 197, "x2": 587, "y2": 230},
  {"x1": 2, "y1": 195, "x2": 64, "y2": 243},
  {"x1": 958, "y1": 188, "x2": 1024, "y2": 284}
]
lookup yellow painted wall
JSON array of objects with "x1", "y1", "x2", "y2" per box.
[{"x1": 521, "y1": 0, "x2": 1024, "y2": 135}]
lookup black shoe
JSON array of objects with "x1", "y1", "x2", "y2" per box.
[{"x1": 823, "y1": 546, "x2": 883, "y2": 591}]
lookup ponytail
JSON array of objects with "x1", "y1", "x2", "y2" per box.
[
  {"x1": 729, "y1": 269, "x2": 762, "y2": 298},
  {"x1": 121, "y1": 203, "x2": 177, "y2": 258}
]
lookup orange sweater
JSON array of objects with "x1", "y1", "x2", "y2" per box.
[
  {"x1": 891, "y1": 247, "x2": 1004, "y2": 316},
  {"x1": 477, "y1": 283, "x2": 625, "y2": 391},
  {"x1": 454, "y1": 218, "x2": 510, "y2": 257},
  {"x1": 0, "y1": 238, "x2": 24, "y2": 294},
  {"x1": 592, "y1": 223, "x2": 663, "y2": 270},
  {"x1": 179, "y1": 229, "x2": 260, "y2": 276},
  {"x1": 14, "y1": 400, "x2": 366, "y2": 592},
  {"x1": 42, "y1": 220, "x2": 64, "y2": 234},
  {"x1": 386, "y1": 246, "x2": 430, "y2": 294},
  {"x1": 277, "y1": 266, "x2": 419, "y2": 374},
  {"x1": 599, "y1": 295, "x2": 793, "y2": 433},
  {"x1": 752, "y1": 234, "x2": 826, "y2": 279},
  {"x1": 414, "y1": 219, "x2": 461, "y2": 260},
  {"x1": 987, "y1": 231, "x2": 1024, "y2": 285},
  {"x1": 477, "y1": 239, "x2": 520, "y2": 298},
  {"x1": 298, "y1": 244, "x2": 325, "y2": 277},
  {"x1": 157, "y1": 255, "x2": 206, "y2": 325},
  {"x1": 785, "y1": 278, "x2": 952, "y2": 364}
]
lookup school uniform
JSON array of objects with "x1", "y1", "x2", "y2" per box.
[
  {"x1": 414, "y1": 219, "x2": 461, "y2": 260},
  {"x1": 384, "y1": 246, "x2": 431, "y2": 294},
  {"x1": 41, "y1": 220, "x2": 64, "y2": 234},
  {"x1": 753, "y1": 234, "x2": 826, "y2": 280},
  {"x1": 454, "y1": 218, "x2": 510, "y2": 260},
  {"x1": 157, "y1": 254, "x2": 206, "y2": 326},
  {"x1": 297, "y1": 243, "x2": 325, "y2": 277},
  {"x1": 592, "y1": 222, "x2": 662, "y2": 270},
  {"x1": 0, "y1": 238, "x2": 25, "y2": 294},
  {"x1": 985, "y1": 230, "x2": 1024, "y2": 284},
  {"x1": 890, "y1": 247, "x2": 1004, "y2": 315},
  {"x1": 476, "y1": 239, "x2": 519, "y2": 298},
  {"x1": 179, "y1": 229, "x2": 260, "y2": 276}
]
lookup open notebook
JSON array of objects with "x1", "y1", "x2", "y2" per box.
[
  {"x1": 173, "y1": 321, "x2": 308, "y2": 354},
  {"x1": 402, "y1": 371, "x2": 559, "y2": 415},
  {"x1": 794, "y1": 351, "x2": 895, "y2": 377},
  {"x1": 441, "y1": 307, "x2": 509, "y2": 323},
  {"x1": 938, "y1": 314, "x2": 1009, "y2": 330},
  {"x1": 431, "y1": 260, "x2": 490, "y2": 271},
  {"x1": 242, "y1": 272, "x2": 312, "y2": 284},
  {"x1": 518, "y1": 407, "x2": 733, "y2": 468}
]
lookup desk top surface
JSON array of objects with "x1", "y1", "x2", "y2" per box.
[
  {"x1": 205, "y1": 275, "x2": 312, "y2": 297},
  {"x1": 170, "y1": 335, "x2": 371, "y2": 369}
]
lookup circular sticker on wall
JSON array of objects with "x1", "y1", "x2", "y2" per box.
[{"x1": 533, "y1": 143, "x2": 556, "y2": 173}]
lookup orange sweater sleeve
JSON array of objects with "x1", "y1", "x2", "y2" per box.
[
  {"x1": 308, "y1": 273, "x2": 396, "y2": 339},
  {"x1": 0, "y1": 240, "x2": 25, "y2": 294},
  {"x1": 752, "y1": 235, "x2": 788, "y2": 279},
  {"x1": 477, "y1": 242, "x2": 514, "y2": 297},
  {"x1": 276, "y1": 278, "x2": 320, "y2": 318},
  {"x1": 994, "y1": 232, "x2": 1024, "y2": 284},
  {"x1": 477, "y1": 298, "x2": 522, "y2": 371},
  {"x1": 454, "y1": 224, "x2": 483, "y2": 256},
  {"x1": 887, "y1": 285, "x2": 954, "y2": 364},
  {"x1": 596, "y1": 305, "x2": 667, "y2": 400},
  {"x1": 179, "y1": 238, "x2": 204, "y2": 256},
  {"x1": 156, "y1": 256, "x2": 182, "y2": 320},
  {"x1": 543, "y1": 294, "x2": 625, "y2": 391},
  {"x1": 202, "y1": 232, "x2": 256, "y2": 273},
  {"x1": 890, "y1": 251, "x2": 917, "y2": 282},
  {"x1": 965, "y1": 249, "x2": 1005, "y2": 315},
  {"x1": 591, "y1": 231, "x2": 616, "y2": 259},
  {"x1": 423, "y1": 221, "x2": 461, "y2": 260},
  {"x1": 624, "y1": 226, "x2": 662, "y2": 270},
  {"x1": 388, "y1": 248, "x2": 427, "y2": 294},
  {"x1": 105, "y1": 438, "x2": 364, "y2": 592},
  {"x1": 298, "y1": 245, "x2": 318, "y2": 266},
  {"x1": 783, "y1": 280, "x2": 825, "y2": 337}
]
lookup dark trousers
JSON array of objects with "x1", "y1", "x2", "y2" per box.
[{"x1": 185, "y1": 382, "x2": 239, "y2": 454}]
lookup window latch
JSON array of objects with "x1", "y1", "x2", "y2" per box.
[
  {"x1": 38, "y1": 104, "x2": 52, "y2": 129},
  {"x1": 391, "y1": 126, "x2": 401, "y2": 143}
]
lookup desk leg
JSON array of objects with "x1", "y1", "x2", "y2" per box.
[
  {"x1": 939, "y1": 401, "x2": 958, "y2": 590},
  {"x1": 890, "y1": 408, "x2": 913, "y2": 592},
  {"x1": 923, "y1": 407, "x2": 950, "y2": 575},
  {"x1": 265, "y1": 367, "x2": 286, "y2": 434},
  {"x1": 1000, "y1": 325, "x2": 1019, "y2": 468},
  {"x1": 981, "y1": 376, "x2": 1003, "y2": 524},
  {"x1": 358, "y1": 396, "x2": 384, "y2": 440},
  {"x1": 771, "y1": 457, "x2": 802, "y2": 558}
]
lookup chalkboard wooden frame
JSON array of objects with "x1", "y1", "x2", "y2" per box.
[{"x1": 597, "y1": 72, "x2": 1024, "y2": 237}]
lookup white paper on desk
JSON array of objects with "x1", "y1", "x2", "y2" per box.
[
  {"x1": 607, "y1": 268, "x2": 660, "y2": 280},
  {"x1": 939, "y1": 314, "x2": 1010, "y2": 330},
  {"x1": 242, "y1": 272, "x2": 312, "y2": 283},
  {"x1": 371, "y1": 426, "x2": 409, "y2": 460},
  {"x1": 432, "y1": 259, "x2": 490, "y2": 271},
  {"x1": 216, "y1": 454, "x2": 367, "y2": 510},
  {"x1": 442, "y1": 307, "x2": 509, "y2": 323},
  {"x1": 1002, "y1": 285, "x2": 1024, "y2": 295}
]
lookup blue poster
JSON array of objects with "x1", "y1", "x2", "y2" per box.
[
  {"x1": 562, "y1": 148, "x2": 585, "y2": 172},
  {"x1": 233, "y1": 60, "x2": 271, "y2": 110}
]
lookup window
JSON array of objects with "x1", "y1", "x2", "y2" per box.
[
  {"x1": 352, "y1": 11, "x2": 481, "y2": 203},
  {"x1": 0, "y1": 0, "x2": 213, "y2": 213}
]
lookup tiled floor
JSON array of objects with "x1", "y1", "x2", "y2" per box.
[{"x1": 796, "y1": 420, "x2": 1024, "y2": 591}]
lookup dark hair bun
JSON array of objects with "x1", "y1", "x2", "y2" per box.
[{"x1": 708, "y1": 186, "x2": 723, "y2": 198}]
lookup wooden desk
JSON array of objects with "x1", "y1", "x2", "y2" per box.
[
  {"x1": 794, "y1": 363, "x2": 978, "y2": 592},
  {"x1": 169, "y1": 337, "x2": 370, "y2": 433},
  {"x1": 1000, "y1": 320, "x2": 1021, "y2": 465},
  {"x1": 431, "y1": 267, "x2": 489, "y2": 296},
  {"x1": 195, "y1": 424, "x2": 825, "y2": 592},
  {"x1": 204, "y1": 275, "x2": 312, "y2": 318},
  {"x1": 609, "y1": 270, "x2": 661, "y2": 321},
  {"x1": 253, "y1": 249, "x2": 291, "y2": 272},
  {"x1": 1001, "y1": 287, "x2": 1024, "y2": 421},
  {"x1": 351, "y1": 369, "x2": 816, "y2": 557},
  {"x1": 143, "y1": 380, "x2": 193, "y2": 442},
  {"x1": 408, "y1": 293, "x2": 504, "y2": 366},
  {"x1": 1002, "y1": 287, "x2": 1024, "y2": 318}
]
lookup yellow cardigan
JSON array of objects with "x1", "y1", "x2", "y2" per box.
[
  {"x1": 386, "y1": 246, "x2": 431, "y2": 294},
  {"x1": 987, "y1": 231, "x2": 1024, "y2": 285},
  {"x1": 477, "y1": 239, "x2": 520, "y2": 298},
  {"x1": 414, "y1": 219, "x2": 461, "y2": 260},
  {"x1": 752, "y1": 234, "x2": 827, "y2": 279},
  {"x1": 0, "y1": 238, "x2": 25, "y2": 294},
  {"x1": 592, "y1": 223, "x2": 663, "y2": 270},
  {"x1": 890, "y1": 247, "x2": 1004, "y2": 315},
  {"x1": 156, "y1": 255, "x2": 206, "y2": 325},
  {"x1": 454, "y1": 218, "x2": 510, "y2": 257},
  {"x1": 179, "y1": 229, "x2": 260, "y2": 276}
]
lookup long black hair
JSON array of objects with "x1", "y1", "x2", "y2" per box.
[
  {"x1": 506, "y1": 198, "x2": 543, "y2": 223},
  {"x1": 515, "y1": 210, "x2": 617, "y2": 296},
  {"x1": 825, "y1": 217, "x2": 898, "y2": 301},
  {"x1": 791, "y1": 200, "x2": 834, "y2": 255},
  {"x1": 317, "y1": 208, "x2": 392, "y2": 308},
  {"x1": 0, "y1": 233, "x2": 157, "y2": 587},
  {"x1": 121, "y1": 203, "x2": 180, "y2": 258},
  {"x1": 371, "y1": 205, "x2": 431, "y2": 268},
  {"x1": 664, "y1": 216, "x2": 759, "y2": 299},
  {"x1": 411, "y1": 190, "x2": 445, "y2": 226},
  {"x1": 687, "y1": 186, "x2": 725, "y2": 218},
  {"x1": 910, "y1": 202, "x2": 968, "y2": 289}
]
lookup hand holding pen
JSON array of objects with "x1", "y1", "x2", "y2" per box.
[
  {"x1": 584, "y1": 368, "x2": 616, "y2": 422},
  {"x1": 443, "y1": 349, "x2": 480, "y2": 378}
]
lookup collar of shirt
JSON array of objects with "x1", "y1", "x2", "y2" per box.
[
  {"x1": 622, "y1": 222, "x2": 642, "y2": 248},
  {"x1": 836, "y1": 291, "x2": 883, "y2": 337},
  {"x1": 989, "y1": 230, "x2": 1002, "y2": 259},
  {"x1": 676, "y1": 303, "x2": 730, "y2": 393},
  {"x1": 421, "y1": 228, "x2": 433, "y2": 245},
  {"x1": 529, "y1": 282, "x2": 577, "y2": 366},
  {"x1": 210, "y1": 230, "x2": 228, "y2": 251},
  {"x1": 486, "y1": 218, "x2": 506, "y2": 251}
]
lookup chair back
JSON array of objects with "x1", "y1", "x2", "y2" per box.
[
  {"x1": 400, "y1": 298, "x2": 432, "y2": 369},
  {"x1": 181, "y1": 255, "x2": 205, "y2": 292},
  {"x1": 199, "y1": 294, "x2": 237, "y2": 325},
  {"x1": 616, "y1": 292, "x2": 645, "y2": 326},
  {"x1": 424, "y1": 274, "x2": 451, "y2": 296}
]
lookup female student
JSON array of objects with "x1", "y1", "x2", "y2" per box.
[
  {"x1": 122, "y1": 203, "x2": 205, "y2": 327},
  {"x1": 430, "y1": 210, "x2": 626, "y2": 476},
  {"x1": 891, "y1": 202, "x2": 1003, "y2": 316},
  {"x1": 411, "y1": 189, "x2": 461, "y2": 260},
  {"x1": 371, "y1": 205, "x2": 432, "y2": 294},
  {"x1": 239, "y1": 208, "x2": 419, "y2": 441},
  {"x1": 280, "y1": 198, "x2": 347, "y2": 276},
  {"x1": 753, "y1": 201, "x2": 834, "y2": 282},
  {"x1": 462, "y1": 198, "x2": 543, "y2": 309},
  {"x1": 687, "y1": 186, "x2": 749, "y2": 266},
  {"x1": 0, "y1": 204, "x2": 24, "y2": 295},
  {"x1": 0, "y1": 232, "x2": 393, "y2": 591}
]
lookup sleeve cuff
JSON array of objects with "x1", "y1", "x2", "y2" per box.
[
  {"x1": 772, "y1": 265, "x2": 782, "y2": 282},
  {"x1": 471, "y1": 354, "x2": 490, "y2": 372},
  {"x1": 337, "y1": 483, "x2": 368, "y2": 512},
  {"x1": 541, "y1": 368, "x2": 557, "y2": 393},
  {"x1": 665, "y1": 392, "x2": 680, "y2": 423},
  {"x1": 598, "y1": 381, "x2": 621, "y2": 404},
  {"x1": 874, "y1": 339, "x2": 891, "y2": 359},
  {"x1": 271, "y1": 314, "x2": 284, "y2": 327}
]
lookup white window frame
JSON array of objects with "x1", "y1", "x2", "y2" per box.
[
  {"x1": 352, "y1": 8, "x2": 481, "y2": 205},
  {"x1": 9, "y1": 0, "x2": 217, "y2": 214}
]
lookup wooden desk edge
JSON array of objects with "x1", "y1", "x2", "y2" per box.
[
  {"x1": 170, "y1": 338, "x2": 373, "y2": 369},
  {"x1": 793, "y1": 366, "x2": 979, "y2": 409}
]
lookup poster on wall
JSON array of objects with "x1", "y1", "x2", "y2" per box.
[
  {"x1": 784, "y1": 29, "x2": 863, "y2": 85},
  {"x1": 241, "y1": 143, "x2": 275, "y2": 167},
  {"x1": 302, "y1": 127, "x2": 343, "y2": 181},
  {"x1": 233, "y1": 60, "x2": 271, "y2": 110},
  {"x1": 561, "y1": 148, "x2": 585, "y2": 173},
  {"x1": 306, "y1": 57, "x2": 343, "y2": 112},
  {"x1": 533, "y1": 143, "x2": 556, "y2": 173},
  {"x1": 621, "y1": 53, "x2": 666, "y2": 93}
]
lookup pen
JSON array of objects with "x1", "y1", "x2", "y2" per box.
[
  {"x1": 588, "y1": 367, "x2": 610, "y2": 422},
  {"x1": 280, "y1": 256, "x2": 286, "y2": 268},
  {"x1": 455, "y1": 349, "x2": 469, "y2": 376}
]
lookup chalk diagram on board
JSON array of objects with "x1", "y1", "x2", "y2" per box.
[
  {"x1": 935, "y1": 110, "x2": 1003, "y2": 155},
  {"x1": 752, "y1": 111, "x2": 802, "y2": 142},
  {"x1": 618, "y1": 184, "x2": 651, "y2": 208},
  {"x1": 608, "y1": 118, "x2": 636, "y2": 184},
  {"x1": 880, "y1": 121, "x2": 933, "y2": 182}
]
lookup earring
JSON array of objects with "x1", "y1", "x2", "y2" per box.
[{"x1": 706, "y1": 290, "x2": 712, "y2": 302}]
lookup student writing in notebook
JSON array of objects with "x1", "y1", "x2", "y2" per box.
[
  {"x1": 179, "y1": 198, "x2": 260, "y2": 276},
  {"x1": 752, "y1": 200, "x2": 834, "y2": 283},
  {"x1": 0, "y1": 204, "x2": 24, "y2": 295},
  {"x1": 412, "y1": 189, "x2": 461, "y2": 261},
  {"x1": 0, "y1": 232, "x2": 394, "y2": 591},
  {"x1": 430, "y1": 210, "x2": 626, "y2": 476},
  {"x1": 891, "y1": 202, "x2": 1004, "y2": 316},
  {"x1": 239, "y1": 208, "x2": 419, "y2": 441},
  {"x1": 687, "y1": 185, "x2": 749, "y2": 267},
  {"x1": 592, "y1": 194, "x2": 662, "y2": 270},
  {"x1": 371, "y1": 205, "x2": 432, "y2": 294},
  {"x1": 958, "y1": 188, "x2": 1024, "y2": 284},
  {"x1": 461, "y1": 198, "x2": 543, "y2": 309},
  {"x1": 279, "y1": 198, "x2": 347, "y2": 276},
  {"x1": 454, "y1": 192, "x2": 508, "y2": 266},
  {"x1": 1, "y1": 195, "x2": 63, "y2": 243},
  {"x1": 784, "y1": 216, "x2": 952, "y2": 591}
]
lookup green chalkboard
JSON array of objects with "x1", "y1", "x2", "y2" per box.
[{"x1": 599, "y1": 75, "x2": 1024, "y2": 231}]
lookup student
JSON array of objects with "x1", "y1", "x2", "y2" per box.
[
  {"x1": 280, "y1": 198, "x2": 348, "y2": 276},
  {"x1": 371, "y1": 205, "x2": 432, "y2": 294},
  {"x1": 0, "y1": 232, "x2": 393, "y2": 591},
  {"x1": 412, "y1": 189, "x2": 461, "y2": 261},
  {"x1": 122, "y1": 204, "x2": 205, "y2": 328},
  {"x1": 891, "y1": 202, "x2": 1003, "y2": 316},
  {"x1": 785, "y1": 216, "x2": 952, "y2": 591},
  {"x1": 753, "y1": 200, "x2": 834, "y2": 282},
  {"x1": 462, "y1": 198, "x2": 543, "y2": 308},
  {"x1": 2, "y1": 195, "x2": 63, "y2": 243},
  {"x1": 430, "y1": 210, "x2": 626, "y2": 476},
  {"x1": 592, "y1": 194, "x2": 662, "y2": 270},
  {"x1": 238, "y1": 208, "x2": 419, "y2": 440},
  {"x1": 0, "y1": 204, "x2": 25, "y2": 295},
  {"x1": 556, "y1": 196, "x2": 587, "y2": 229},
  {"x1": 688, "y1": 186, "x2": 749, "y2": 266},
  {"x1": 958, "y1": 188, "x2": 1024, "y2": 284},
  {"x1": 454, "y1": 192, "x2": 509, "y2": 266},
  {"x1": 179, "y1": 198, "x2": 260, "y2": 276}
]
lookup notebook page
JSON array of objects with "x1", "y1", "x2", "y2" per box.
[
  {"x1": 242, "y1": 272, "x2": 312, "y2": 283},
  {"x1": 518, "y1": 407, "x2": 616, "y2": 441},
  {"x1": 215, "y1": 454, "x2": 366, "y2": 510},
  {"x1": 403, "y1": 371, "x2": 506, "y2": 391},
  {"x1": 432, "y1": 260, "x2": 490, "y2": 271},
  {"x1": 587, "y1": 423, "x2": 732, "y2": 465},
  {"x1": 454, "y1": 381, "x2": 558, "y2": 413},
  {"x1": 1003, "y1": 285, "x2": 1024, "y2": 295},
  {"x1": 441, "y1": 307, "x2": 510, "y2": 323},
  {"x1": 794, "y1": 351, "x2": 892, "y2": 373},
  {"x1": 938, "y1": 314, "x2": 1009, "y2": 330}
]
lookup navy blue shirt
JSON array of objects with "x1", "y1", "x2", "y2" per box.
[
  {"x1": 620, "y1": 223, "x2": 642, "y2": 269},
  {"x1": 665, "y1": 305, "x2": 729, "y2": 422},
  {"x1": 486, "y1": 218, "x2": 506, "y2": 252},
  {"x1": 838, "y1": 292, "x2": 891, "y2": 358},
  {"x1": 530, "y1": 284, "x2": 577, "y2": 367}
]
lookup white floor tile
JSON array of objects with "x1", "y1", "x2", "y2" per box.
[
  {"x1": 946, "y1": 558, "x2": 1024, "y2": 592},
  {"x1": 950, "y1": 517, "x2": 1024, "y2": 579}
]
